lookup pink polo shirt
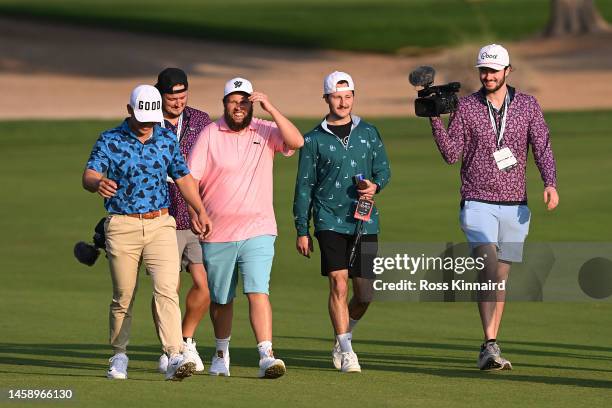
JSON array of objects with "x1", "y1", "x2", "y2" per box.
[{"x1": 187, "y1": 117, "x2": 294, "y2": 242}]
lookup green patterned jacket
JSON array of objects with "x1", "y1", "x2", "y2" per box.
[{"x1": 293, "y1": 115, "x2": 391, "y2": 236}]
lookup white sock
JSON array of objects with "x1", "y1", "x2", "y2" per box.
[
  {"x1": 349, "y1": 318, "x2": 359, "y2": 332},
  {"x1": 215, "y1": 336, "x2": 230, "y2": 358},
  {"x1": 257, "y1": 340, "x2": 273, "y2": 359},
  {"x1": 336, "y1": 333, "x2": 353, "y2": 353}
]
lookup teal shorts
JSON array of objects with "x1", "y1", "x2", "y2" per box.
[{"x1": 202, "y1": 235, "x2": 276, "y2": 304}]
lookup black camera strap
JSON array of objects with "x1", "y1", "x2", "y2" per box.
[{"x1": 486, "y1": 91, "x2": 510, "y2": 148}]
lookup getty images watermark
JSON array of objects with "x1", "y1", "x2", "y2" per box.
[
  {"x1": 373, "y1": 252, "x2": 501, "y2": 291},
  {"x1": 362, "y1": 242, "x2": 612, "y2": 302}
]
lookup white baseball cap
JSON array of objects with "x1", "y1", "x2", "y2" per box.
[
  {"x1": 129, "y1": 84, "x2": 163, "y2": 123},
  {"x1": 323, "y1": 71, "x2": 355, "y2": 94},
  {"x1": 224, "y1": 77, "x2": 253, "y2": 97},
  {"x1": 475, "y1": 44, "x2": 510, "y2": 71}
]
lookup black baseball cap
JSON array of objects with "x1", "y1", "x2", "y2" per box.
[{"x1": 155, "y1": 68, "x2": 188, "y2": 94}]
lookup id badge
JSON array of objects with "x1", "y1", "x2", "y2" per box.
[
  {"x1": 354, "y1": 198, "x2": 374, "y2": 221},
  {"x1": 493, "y1": 147, "x2": 517, "y2": 172}
]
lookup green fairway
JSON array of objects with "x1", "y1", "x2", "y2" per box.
[
  {"x1": 1, "y1": 0, "x2": 611, "y2": 53},
  {"x1": 0, "y1": 112, "x2": 611, "y2": 407}
]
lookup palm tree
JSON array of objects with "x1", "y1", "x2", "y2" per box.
[{"x1": 545, "y1": 0, "x2": 610, "y2": 36}]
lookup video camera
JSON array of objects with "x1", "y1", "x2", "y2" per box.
[
  {"x1": 73, "y1": 217, "x2": 106, "y2": 266},
  {"x1": 409, "y1": 66, "x2": 461, "y2": 117}
]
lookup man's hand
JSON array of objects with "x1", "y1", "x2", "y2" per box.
[
  {"x1": 83, "y1": 169, "x2": 117, "y2": 197},
  {"x1": 543, "y1": 186, "x2": 559, "y2": 211},
  {"x1": 249, "y1": 91, "x2": 276, "y2": 114},
  {"x1": 357, "y1": 180, "x2": 377, "y2": 200},
  {"x1": 97, "y1": 177, "x2": 118, "y2": 198},
  {"x1": 296, "y1": 235, "x2": 314, "y2": 258},
  {"x1": 190, "y1": 210, "x2": 213, "y2": 240},
  {"x1": 250, "y1": 91, "x2": 303, "y2": 149},
  {"x1": 197, "y1": 211, "x2": 213, "y2": 239},
  {"x1": 176, "y1": 174, "x2": 212, "y2": 239}
]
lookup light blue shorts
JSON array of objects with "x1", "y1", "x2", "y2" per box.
[
  {"x1": 202, "y1": 235, "x2": 276, "y2": 304},
  {"x1": 459, "y1": 200, "x2": 531, "y2": 262}
]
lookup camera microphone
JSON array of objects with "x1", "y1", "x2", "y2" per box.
[
  {"x1": 409, "y1": 66, "x2": 436, "y2": 87},
  {"x1": 409, "y1": 65, "x2": 461, "y2": 117},
  {"x1": 74, "y1": 241, "x2": 101, "y2": 266},
  {"x1": 74, "y1": 217, "x2": 107, "y2": 267}
]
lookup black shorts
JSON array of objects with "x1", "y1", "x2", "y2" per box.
[{"x1": 314, "y1": 230, "x2": 378, "y2": 279}]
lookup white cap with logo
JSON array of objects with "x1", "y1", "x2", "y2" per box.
[
  {"x1": 129, "y1": 84, "x2": 163, "y2": 123},
  {"x1": 475, "y1": 44, "x2": 510, "y2": 71},
  {"x1": 323, "y1": 71, "x2": 355, "y2": 94},
  {"x1": 224, "y1": 77, "x2": 254, "y2": 97}
]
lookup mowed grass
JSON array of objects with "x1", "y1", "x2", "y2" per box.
[
  {"x1": 1, "y1": 0, "x2": 611, "y2": 53},
  {"x1": 0, "y1": 112, "x2": 611, "y2": 407}
]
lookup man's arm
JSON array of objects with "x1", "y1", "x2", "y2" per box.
[
  {"x1": 250, "y1": 91, "x2": 304, "y2": 149},
  {"x1": 82, "y1": 169, "x2": 117, "y2": 198},
  {"x1": 293, "y1": 137, "x2": 317, "y2": 256},
  {"x1": 174, "y1": 174, "x2": 204, "y2": 214},
  {"x1": 371, "y1": 127, "x2": 391, "y2": 193},
  {"x1": 168, "y1": 133, "x2": 212, "y2": 236},
  {"x1": 175, "y1": 174, "x2": 212, "y2": 238},
  {"x1": 429, "y1": 108, "x2": 466, "y2": 164},
  {"x1": 83, "y1": 135, "x2": 117, "y2": 197},
  {"x1": 528, "y1": 97, "x2": 559, "y2": 210},
  {"x1": 357, "y1": 127, "x2": 391, "y2": 200}
]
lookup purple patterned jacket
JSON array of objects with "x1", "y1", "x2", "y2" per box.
[
  {"x1": 166, "y1": 106, "x2": 212, "y2": 230},
  {"x1": 430, "y1": 87, "x2": 556, "y2": 203}
]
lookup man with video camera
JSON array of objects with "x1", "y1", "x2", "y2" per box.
[
  {"x1": 425, "y1": 44, "x2": 559, "y2": 370},
  {"x1": 293, "y1": 71, "x2": 391, "y2": 373}
]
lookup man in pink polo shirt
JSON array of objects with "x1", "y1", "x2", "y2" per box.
[{"x1": 188, "y1": 77, "x2": 303, "y2": 379}]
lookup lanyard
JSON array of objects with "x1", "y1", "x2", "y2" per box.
[
  {"x1": 486, "y1": 92, "x2": 510, "y2": 148},
  {"x1": 161, "y1": 112, "x2": 183, "y2": 141},
  {"x1": 176, "y1": 113, "x2": 183, "y2": 140},
  {"x1": 162, "y1": 113, "x2": 183, "y2": 184}
]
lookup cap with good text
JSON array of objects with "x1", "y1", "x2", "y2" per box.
[
  {"x1": 224, "y1": 77, "x2": 253, "y2": 97},
  {"x1": 129, "y1": 85, "x2": 163, "y2": 123},
  {"x1": 323, "y1": 71, "x2": 355, "y2": 94},
  {"x1": 475, "y1": 44, "x2": 510, "y2": 71},
  {"x1": 155, "y1": 67, "x2": 188, "y2": 94}
]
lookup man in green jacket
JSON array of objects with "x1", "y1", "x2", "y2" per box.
[{"x1": 293, "y1": 71, "x2": 391, "y2": 373}]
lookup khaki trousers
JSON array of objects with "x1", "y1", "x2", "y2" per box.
[{"x1": 104, "y1": 214, "x2": 183, "y2": 355}]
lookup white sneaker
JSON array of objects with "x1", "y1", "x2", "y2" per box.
[
  {"x1": 158, "y1": 354, "x2": 168, "y2": 374},
  {"x1": 209, "y1": 350, "x2": 230, "y2": 377},
  {"x1": 478, "y1": 342, "x2": 503, "y2": 371},
  {"x1": 340, "y1": 351, "x2": 361, "y2": 373},
  {"x1": 258, "y1": 356, "x2": 286, "y2": 379},
  {"x1": 183, "y1": 339, "x2": 205, "y2": 372},
  {"x1": 498, "y1": 356, "x2": 513, "y2": 370},
  {"x1": 107, "y1": 353, "x2": 128, "y2": 379},
  {"x1": 165, "y1": 353, "x2": 196, "y2": 381},
  {"x1": 332, "y1": 341, "x2": 342, "y2": 370}
]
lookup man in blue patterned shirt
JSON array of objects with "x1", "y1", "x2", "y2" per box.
[{"x1": 82, "y1": 84, "x2": 212, "y2": 381}]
